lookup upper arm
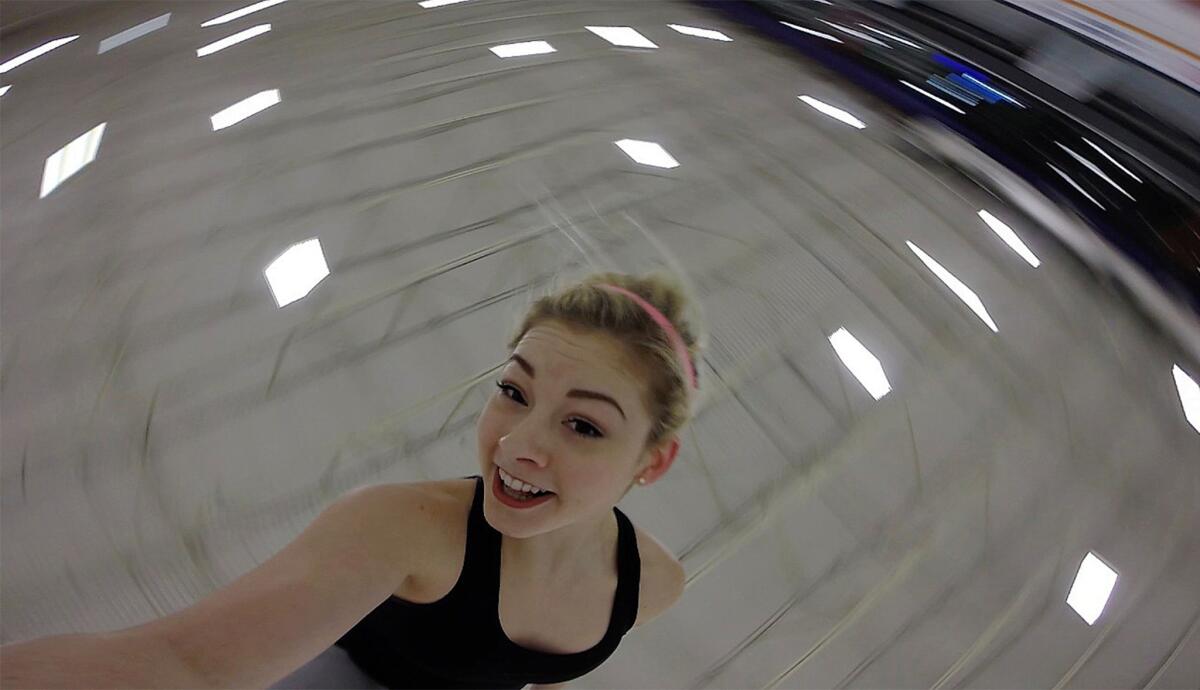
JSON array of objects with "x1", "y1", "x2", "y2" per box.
[{"x1": 126, "y1": 484, "x2": 433, "y2": 689}]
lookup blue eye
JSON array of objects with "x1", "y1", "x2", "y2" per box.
[{"x1": 494, "y1": 380, "x2": 604, "y2": 439}]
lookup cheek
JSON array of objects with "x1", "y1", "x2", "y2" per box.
[
  {"x1": 572, "y1": 465, "x2": 625, "y2": 501},
  {"x1": 476, "y1": 401, "x2": 504, "y2": 447}
]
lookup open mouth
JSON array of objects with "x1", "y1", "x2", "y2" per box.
[{"x1": 493, "y1": 465, "x2": 556, "y2": 507}]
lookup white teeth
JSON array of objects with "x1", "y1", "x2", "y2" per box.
[{"x1": 499, "y1": 467, "x2": 548, "y2": 494}]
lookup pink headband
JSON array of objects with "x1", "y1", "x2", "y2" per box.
[{"x1": 597, "y1": 283, "x2": 698, "y2": 390}]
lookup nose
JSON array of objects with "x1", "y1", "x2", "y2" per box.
[{"x1": 497, "y1": 415, "x2": 553, "y2": 469}]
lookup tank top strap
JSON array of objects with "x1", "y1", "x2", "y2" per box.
[
  {"x1": 458, "y1": 475, "x2": 502, "y2": 589},
  {"x1": 611, "y1": 506, "x2": 642, "y2": 634}
]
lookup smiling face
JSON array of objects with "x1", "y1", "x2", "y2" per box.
[{"x1": 476, "y1": 320, "x2": 677, "y2": 538}]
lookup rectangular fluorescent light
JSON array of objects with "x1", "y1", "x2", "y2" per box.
[
  {"x1": 1, "y1": 35, "x2": 79, "y2": 74},
  {"x1": 98, "y1": 13, "x2": 171, "y2": 54},
  {"x1": 828, "y1": 328, "x2": 891, "y2": 400},
  {"x1": 585, "y1": 26, "x2": 657, "y2": 49},
  {"x1": 798, "y1": 95, "x2": 865, "y2": 129},
  {"x1": 781, "y1": 21, "x2": 842, "y2": 44},
  {"x1": 615, "y1": 139, "x2": 679, "y2": 168},
  {"x1": 1066, "y1": 552, "x2": 1117, "y2": 625},
  {"x1": 1173, "y1": 365, "x2": 1200, "y2": 434},
  {"x1": 419, "y1": 0, "x2": 473, "y2": 6},
  {"x1": 265, "y1": 238, "x2": 330, "y2": 307},
  {"x1": 900, "y1": 79, "x2": 964, "y2": 114},
  {"x1": 1082, "y1": 138, "x2": 1141, "y2": 183},
  {"x1": 40, "y1": 123, "x2": 107, "y2": 198},
  {"x1": 907, "y1": 242, "x2": 998, "y2": 332},
  {"x1": 490, "y1": 41, "x2": 556, "y2": 58},
  {"x1": 0, "y1": 85, "x2": 10, "y2": 97},
  {"x1": 668, "y1": 24, "x2": 731, "y2": 41},
  {"x1": 197, "y1": 24, "x2": 271, "y2": 57},
  {"x1": 211, "y1": 89, "x2": 281, "y2": 130},
  {"x1": 1047, "y1": 162, "x2": 1105, "y2": 210},
  {"x1": 202, "y1": 0, "x2": 288, "y2": 27},
  {"x1": 858, "y1": 24, "x2": 923, "y2": 49},
  {"x1": 977, "y1": 210, "x2": 1040, "y2": 268}
]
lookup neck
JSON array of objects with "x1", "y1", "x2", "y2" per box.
[{"x1": 502, "y1": 506, "x2": 618, "y2": 577}]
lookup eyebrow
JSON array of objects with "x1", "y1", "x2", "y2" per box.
[{"x1": 506, "y1": 354, "x2": 626, "y2": 420}]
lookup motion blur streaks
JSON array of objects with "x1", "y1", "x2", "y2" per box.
[{"x1": 1, "y1": 1, "x2": 1198, "y2": 688}]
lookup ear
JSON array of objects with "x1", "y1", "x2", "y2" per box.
[{"x1": 637, "y1": 436, "x2": 680, "y2": 486}]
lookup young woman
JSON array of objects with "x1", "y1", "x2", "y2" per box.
[{"x1": 1, "y1": 271, "x2": 703, "y2": 690}]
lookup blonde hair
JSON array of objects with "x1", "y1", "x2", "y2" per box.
[{"x1": 505, "y1": 271, "x2": 703, "y2": 450}]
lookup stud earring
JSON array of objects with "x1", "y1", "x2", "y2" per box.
[{"x1": 637, "y1": 477, "x2": 647, "y2": 485}]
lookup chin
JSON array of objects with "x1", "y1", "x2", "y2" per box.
[{"x1": 482, "y1": 503, "x2": 548, "y2": 540}]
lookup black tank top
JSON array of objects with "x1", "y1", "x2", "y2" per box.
[{"x1": 334, "y1": 475, "x2": 642, "y2": 688}]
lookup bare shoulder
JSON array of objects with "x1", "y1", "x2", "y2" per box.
[
  {"x1": 361, "y1": 476, "x2": 476, "y2": 538},
  {"x1": 427, "y1": 475, "x2": 481, "y2": 504},
  {"x1": 355, "y1": 477, "x2": 475, "y2": 525},
  {"x1": 334, "y1": 482, "x2": 451, "y2": 564},
  {"x1": 631, "y1": 524, "x2": 686, "y2": 628}
]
